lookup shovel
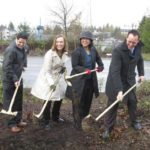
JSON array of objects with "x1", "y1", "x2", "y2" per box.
[
  {"x1": 0, "y1": 73, "x2": 23, "y2": 116},
  {"x1": 82, "y1": 83, "x2": 138, "y2": 131},
  {"x1": 65, "y1": 69, "x2": 97, "y2": 86},
  {"x1": 33, "y1": 88, "x2": 54, "y2": 118},
  {"x1": 33, "y1": 73, "x2": 62, "y2": 118}
]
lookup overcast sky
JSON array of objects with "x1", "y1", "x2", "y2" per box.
[{"x1": 0, "y1": 0, "x2": 150, "y2": 28}]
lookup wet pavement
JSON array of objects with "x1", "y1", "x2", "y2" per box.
[{"x1": 23, "y1": 56, "x2": 150, "y2": 92}]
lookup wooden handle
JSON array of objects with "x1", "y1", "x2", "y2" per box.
[{"x1": 95, "y1": 83, "x2": 137, "y2": 121}]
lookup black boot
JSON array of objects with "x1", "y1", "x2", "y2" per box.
[
  {"x1": 53, "y1": 117, "x2": 64, "y2": 123},
  {"x1": 39, "y1": 119, "x2": 51, "y2": 130},
  {"x1": 132, "y1": 121, "x2": 142, "y2": 130}
]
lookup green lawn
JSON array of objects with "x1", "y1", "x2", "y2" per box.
[{"x1": 142, "y1": 53, "x2": 150, "y2": 61}]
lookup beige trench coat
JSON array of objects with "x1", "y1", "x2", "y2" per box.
[{"x1": 31, "y1": 49, "x2": 69, "y2": 101}]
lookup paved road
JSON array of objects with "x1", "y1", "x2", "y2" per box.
[{"x1": 23, "y1": 56, "x2": 150, "y2": 92}]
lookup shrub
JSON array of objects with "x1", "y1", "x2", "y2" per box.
[
  {"x1": 0, "y1": 65, "x2": 2, "y2": 104},
  {"x1": 137, "y1": 80, "x2": 150, "y2": 111}
]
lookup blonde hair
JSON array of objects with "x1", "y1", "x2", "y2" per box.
[{"x1": 51, "y1": 34, "x2": 68, "y2": 53}]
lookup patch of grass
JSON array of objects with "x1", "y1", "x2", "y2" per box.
[
  {"x1": 24, "y1": 88, "x2": 40, "y2": 103},
  {"x1": 137, "y1": 80, "x2": 150, "y2": 112},
  {"x1": 137, "y1": 80, "x2": 150, "y2": 97},
  {"x1": 142, "y1": 53, "x2": 150, "y2": 61},
  {"x1": 0, "y1": 66, "x2": 3, "y2": 104}
]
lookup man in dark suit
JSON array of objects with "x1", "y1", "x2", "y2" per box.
[{"x1": 102, "y1": 29, "x2": 145, "y2": 140}]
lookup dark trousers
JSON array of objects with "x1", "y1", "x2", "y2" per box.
[
  {"x1": 72, "y1": 79, "x2": 94, "y2": 127},
  {"x1": 3, "y1": 81, "x2": 23, "y2": 112},
  {"x1": 7, "y1": 111, "x2": 22, "y2": 127},
  {"x1": 42, "y1": 100, "x2": 62, "y2": 124},
  {"x1": 3, "y1": 81, "x2": 23, "y2": 127},
  {"x1": 105, "y1": 90, "x2": 137, "y2": 130}
]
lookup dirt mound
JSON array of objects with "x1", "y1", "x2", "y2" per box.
[{"x1": 0, "y1": 92, "x2": 150, "y2": 150}]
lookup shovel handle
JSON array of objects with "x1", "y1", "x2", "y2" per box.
[
  {"x1": 33, "y1": 89, "x2": 54, "y2": 118},
  {"x1": 33, "y1": 73, "x2": 62, "y2": 118},
  {"x1": 95, "y1": 83, "x2": 137, "y2": 121},
  {"x1": 65, "y1": 69, "x2": 97, "y2": 80},
  {"x1": 8, "y1": 73, "x2": 22, "y2": 112},
  {"x1": 0, "y1": 73, "x2": 23, "y2": 116}
]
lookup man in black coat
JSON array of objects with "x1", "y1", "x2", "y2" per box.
[
  {"x1": 102, "y1": 30, "x2": 145, "y2": 140},
  {"x1": 2, "y1": 32, "x2": 28, "y2": 133}
]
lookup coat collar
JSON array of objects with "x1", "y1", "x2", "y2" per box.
[{"x1": 50, "y1": 49, "x2": 68, "y2": 58}]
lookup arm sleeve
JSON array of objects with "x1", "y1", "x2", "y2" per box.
[
  {"x1": 137, "y1": 53, "x2": 144, "y2": 76},
  {"x1": 71, "y1": 50, "x2": 85, "y2": 73},
  {"x1": 3, "y1": 49, "x2": 18, "y2": 82},
  {"x1": 43, "y1": 51, "x2": 54, "y2": 85},
  {"x1": 110, "y1": 49, "x2": 123, "y2": 92}
]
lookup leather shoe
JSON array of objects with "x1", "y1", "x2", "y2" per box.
[
  {"x1": 11, "y1": 126, "x2": 21, "y2": 133},
  {"x1": 17, "y1": 121, "x2": 27, "y2": 127},
  {"x1": 53, "y1": 118, "x2": 64, "y2": 123},
  {"x1": 102, "y1": 129, "x2": 110, "y2": 140},
  {"x1": 132, "y1": 122, "x2": 142, "y2": 130}
]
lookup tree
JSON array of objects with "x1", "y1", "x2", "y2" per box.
[
  {"x1": 138, "y1": 16, "x2": 147, "y2": 34},
  {"x1": 53, "y1": 25, "x2": 63, "y2": 36},
  {"x1": 17, "y1": 22, "x2": 30, "y2": 35},
  {"x1": 139, "y1": 17, "x2": 150, "y2": 53},
  {"x1": 8, "y1": 22, "x2": 15, "y2": 31},
  {"x1": 68, "y1": 12, "x2": 82, "y2": 49},
  {"x1": 48, "y1": 0, "x2": 73, "y2": 38},
  {"x1": 112, "y1": 27, "x2": 123, "y2": 40},
  {"x1": 0, "y1": 25, "x2": 7, "y2": 40},
  {"x1": 43, "y1": 25, "x2": 53, "y2": 35}
]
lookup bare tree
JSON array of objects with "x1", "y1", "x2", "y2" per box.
[
  {"x1": 48, "y1": 0, "x2": 73, "y2": 38},
  {"x1": 68, "y1": 12, "x2": 82, "y2": 49}
]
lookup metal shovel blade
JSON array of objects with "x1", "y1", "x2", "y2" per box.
[
  {"x1": 81, "y1": 114, "x2": 96, "y2": 132},
  {"x1": 0, "y1": 109, "x2": 18, "y2": 116}
]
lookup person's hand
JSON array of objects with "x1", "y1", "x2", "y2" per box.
[
  {"x1": 117, "y1": 91, "x2": 123, "y2": 101},
  {"x1": 14, "y1": 81, "x2": 20, "y2": 88},
  {"x1": 85, "y1": 69, "x2": 91, "y2": 75},
  {"x1": 96, "y1": 67, "x2": 104, "y2": 72},
  {"x1": 59, "y1": 67, "x2": 66, "y2": 74},
  {"x1": 50, "y1": 84, "x2": 56, "y2": 90},
  {"x1": 138, "y1": 76, "x2": 144, "y2": 83}
]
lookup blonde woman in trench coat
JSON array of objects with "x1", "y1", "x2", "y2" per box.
[{"x1": 31, "y1": 34, "x2": 69, "y2": 130}]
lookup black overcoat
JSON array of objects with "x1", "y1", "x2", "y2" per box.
[
  {"x1": 66, "y1": 46, "x2": 104, "y2": 100},
  {"x1": 105, "y1": 40, "x2": 144, "y2": 99},
  {"x1": 2, "y1": 41, "x2": 27, "y2": 111}
]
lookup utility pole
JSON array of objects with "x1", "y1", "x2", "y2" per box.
[{"x1": 89, "y1": 0, "x2": 92, "y2": 27}]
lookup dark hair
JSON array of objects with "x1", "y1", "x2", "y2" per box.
[
  {"x1": 17, "y1": 32, "x2": 28, "y2": 40},
  {"x1": 127, "y1": 29, "x2": 140, "y2": 38}
]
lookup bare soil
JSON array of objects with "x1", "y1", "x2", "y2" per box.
[{"x1": 0, "y1": 90, "x2": 150, "y2": 150}]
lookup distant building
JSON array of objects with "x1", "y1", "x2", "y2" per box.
[
  {"x1": 120, "y1": 28, "x2": 131, "y2": 35},
  {"x1": 0, "y1": 28, "x2": 16, "y2": 40}
]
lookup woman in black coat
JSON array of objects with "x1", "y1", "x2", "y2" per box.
[{"x1": 66, "y1": 31, "x2": 104, "y2": 130}]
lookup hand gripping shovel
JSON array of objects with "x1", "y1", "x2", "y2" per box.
[
  {"x1": 81, "y1": 83, "x2": 138, "y2": 131},
  {"x1": 33, "y1": 73, "x2": 62, "y2": 118},
  {"x1": 0, "y1": 73, "x2": 23, "y2": 116},
  {"x1": 65, "y1": 68, "x2": 97, "y2": 86}
]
